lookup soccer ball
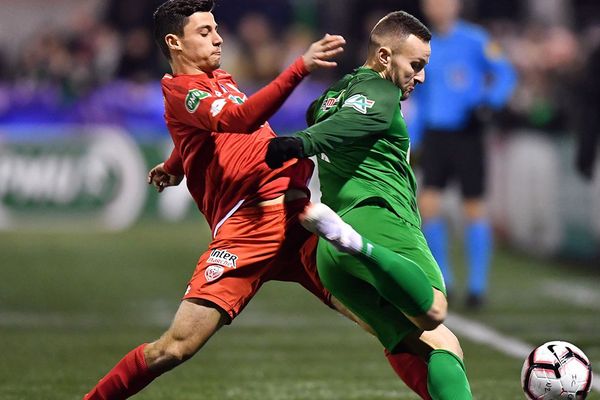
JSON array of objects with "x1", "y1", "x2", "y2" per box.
[{"x1": 521, "y1": 341, "x2": 593, "y2": 399}]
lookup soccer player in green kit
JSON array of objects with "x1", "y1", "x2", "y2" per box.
[{"x1": 266, "y1": 11, "x2": 472, "y2": 400}]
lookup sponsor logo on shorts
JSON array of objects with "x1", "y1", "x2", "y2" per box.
[
  {"x1": 210, "y1": 99, "x2": 227, "y2": 117},
  {"x1": 205, "y1": 265, "x2": 225, "y2": 282},
  {"x1": 206, "y1": 249, "x2": 238, "y2": 268},
  {"x1": 185, "y1": 89, "x2": 211, "y2": 113}
]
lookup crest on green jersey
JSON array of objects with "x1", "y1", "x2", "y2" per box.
[
  {"x1": 342, "y1": 94, "x2": 375, "y2": 114},
  {"x1": 185, "y1": 89, "x2": 211, "y2": 113}
]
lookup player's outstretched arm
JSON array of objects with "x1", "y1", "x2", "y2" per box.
[
  {"x1": 175, "y1": 34, "x2": 345, "y2": 134},
  {"x1": 147, "y1": 162, "x2": 183, "y2": 193},
  {"x1": 212, "y1": 33, "x2": 345, "y2": 132},
  {"x1": 265, "y1": 78, "x2": 401, "y2": 168}
]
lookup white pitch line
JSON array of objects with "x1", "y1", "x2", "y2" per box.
[
  {"x1": 446, "y1": 313, "x2": 600, "y2": 393},
  {"x1": 542, "y1": 280, "x2": 600, "y2": 310}
]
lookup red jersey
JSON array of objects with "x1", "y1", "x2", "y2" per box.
[{"x1": 161, "y1": 57, "x2": 314, "y2": 235}]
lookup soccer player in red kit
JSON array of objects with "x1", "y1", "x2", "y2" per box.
[
  {"x1": 83, "y1": 1, "x2": 430, "y2": 399},
  {"x1": 82, "y1": 1, "x2": 344, "y2": 398}
]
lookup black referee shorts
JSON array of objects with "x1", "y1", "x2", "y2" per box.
[{"x1": 420, "y1": 128, "x2": 486, "y2": 198}]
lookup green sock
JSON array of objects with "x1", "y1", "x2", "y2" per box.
[
  {"x1": 427, "y1": 350, "x2": 472, "y2": 400},
  {"x1": 357, "y1": 239, "x2": 434, "y2": 317}
]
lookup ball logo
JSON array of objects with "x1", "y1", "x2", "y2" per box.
[{"x1": 205, "y1": 265, "x2": 224, "y2": 282}]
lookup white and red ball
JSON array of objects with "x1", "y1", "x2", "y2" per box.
[{"x1": 521, "y1": 341, "x2": 592, "y2": 399}]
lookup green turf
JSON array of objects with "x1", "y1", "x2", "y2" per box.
[{"x1": 0, "y1": 220, "x2": 598, "y2": 399}]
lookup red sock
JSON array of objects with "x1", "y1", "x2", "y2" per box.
[
  {"x1": 84, "y1": 344, "x2": 160, "y2": 400},
  {"x1": 385, "y1": 349, "x2": 431, "y2": 400}
]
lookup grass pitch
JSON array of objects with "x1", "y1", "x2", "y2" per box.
[{"x1": 1, "y1": 218, "x2": 598, "y2": 399}]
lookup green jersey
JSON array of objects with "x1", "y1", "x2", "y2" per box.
[{"x1": 295, "y1": 67, "x2": 420, "y2": 228}]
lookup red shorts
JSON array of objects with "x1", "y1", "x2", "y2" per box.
[{"x1": 182, "y1": 199, "x2": 332, "y2": 321}]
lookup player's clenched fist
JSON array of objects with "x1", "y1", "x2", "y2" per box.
[
  {"x1": 302, "y1": 33, "x2": 345, "y2": 72},
  {"x1": 147, "y1": 162, "x2": 183, "y2": 192},
  {"x1": 265, "y1": 137, "x2": 305, "y2": 169}
]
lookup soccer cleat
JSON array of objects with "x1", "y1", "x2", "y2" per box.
[
  {"x1": 465, "y1": 292, "x2": 485, "y2": 310},
  {"x1": 300, "y1": 203, "x2": 363, "y2": 254}
]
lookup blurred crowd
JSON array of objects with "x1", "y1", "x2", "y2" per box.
[
  {"x1": 489, "y1": 22, "x2": 600, "y2": 135},
  {"x1": 0, "y1": 0, "x2": 319, "y2": 99},
  {"x1": 1, "y1": 0, "x2": 600, "y2": 137}
]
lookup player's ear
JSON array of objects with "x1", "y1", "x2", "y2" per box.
[
  {"x1": 377, "y1": 47, "x2": 392, "y2": 67},
  {"x1": 165, "y1": 34, "x2": 183, "y2": 55}
]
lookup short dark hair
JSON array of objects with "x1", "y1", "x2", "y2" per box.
[
  {"x1": 153, "y1": 0, "x2": 215, "y2": 60},
  {"x1": 368, "y1": 11, "x2": 431, "y2": 55}
]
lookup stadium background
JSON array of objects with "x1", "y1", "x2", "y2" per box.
[{"x1": 1, "y1": 0, "x2": 599, "y2": 399}]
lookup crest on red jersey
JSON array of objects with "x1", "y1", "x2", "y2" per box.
[{"x1": 205, "y1": 265, "x2": 225, "y2": 282}]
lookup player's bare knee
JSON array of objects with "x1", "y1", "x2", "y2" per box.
[
  {"x1": 165, "y1": 340, "x2": 197, "y2": 364},
  {"x1": 413, "y1": 324, "x2": 465, "y2": 361},
  {"x1": 156, "y1": 343, "x2": 196, "y2": 371},
  {"x1": 146, "y1": 333, "x2": 202, "y2": 371},
  {"x1": 437, "y1": 328, "x2": 463, "y2": 359},
  {"x1": 450, "y1": 340, "x2": 464, "y2": 360},
  {"x1": 144, "y1": 341, "x2": 175, "y2": 371}
]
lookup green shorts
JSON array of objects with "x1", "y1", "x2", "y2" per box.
[{"x1": 316, "y1": 204, "x2": 445, "y2": 351}]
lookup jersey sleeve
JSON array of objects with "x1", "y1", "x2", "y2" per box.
[
  {"x1": 163, "y1": 146, "x2": 184, "y2": 176},
  {"x1": 295, "y1": 78, "x2": 401, "y2": 156},
  {"x1": 167, "y1": 57, "x2": 309, "y2": 133}
]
